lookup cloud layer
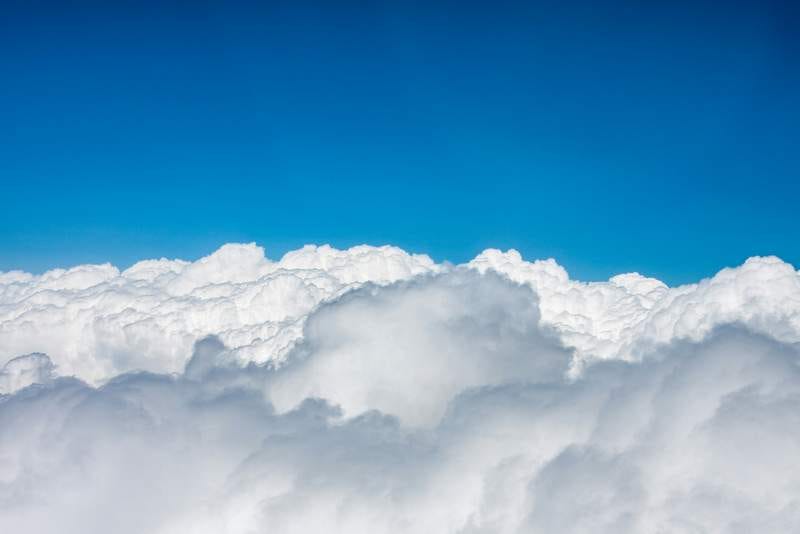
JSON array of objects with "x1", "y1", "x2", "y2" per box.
[
  {"x1": 2, "y1": 244, "x2": 800, "y2": 533},
  {"x1": 0, "y1": 243, "x2": 437, "y2": 385}
]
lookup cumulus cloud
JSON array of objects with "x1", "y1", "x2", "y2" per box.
[
  {"x1": 3, "y1": 243, "x2": 800, "y2": 389},
  {"x1": 470, "y1": 249, "x2": 800, "y2": 370},
  {"x1": 265, "y1": 270, "x2": 568, "y2": 427},
  {"x1": 0, "y1": 243, "x2": 438, "y2": 385},
  {"x1": 1, "y1": 244, "x2": 800, "y2": 532},
  {"x1": 0, "y1": 352, "x2": 54, "y2": 394}
]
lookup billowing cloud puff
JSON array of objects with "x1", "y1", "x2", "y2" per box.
[
  {"x1": 1, "y1": 244, "x2": 800, "y2": 533},
  {"x1": 3, "y1": 243, "x2": 800, "y2": 388},
  {"x1": 0, "y1": 243, "x2": 438, "y2": 386},
  {"x1": 470, "y1": 249, "x2": 800, "y2": 370},
  {"x1": 0, "y1": 352, "x2": 54, "y2": 393},
  {"x1": 266, "y1": 271, "x2": 567, "y2": 427}
]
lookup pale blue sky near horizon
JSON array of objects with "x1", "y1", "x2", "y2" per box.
[{"x1": 1, "y1": 0, "x2": 798, "y2": 285}]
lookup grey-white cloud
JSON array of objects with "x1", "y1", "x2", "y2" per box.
[{"x1": 1, "y1": 245, "x2": 800, "y2": 533}]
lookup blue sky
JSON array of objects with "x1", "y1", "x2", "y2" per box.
[{"x1": 1, "y1": 0, "x2": 798, "y2": 284}]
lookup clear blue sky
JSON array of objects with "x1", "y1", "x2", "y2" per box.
[{"x1": 1, "y1": 0, "x2": 798, "y2": 284}]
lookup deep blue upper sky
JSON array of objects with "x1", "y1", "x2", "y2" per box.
[{"x1": 1, "y1": 0, "x2": 798, "y2": 284}]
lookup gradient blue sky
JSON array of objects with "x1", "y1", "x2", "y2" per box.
[{"x1": 1, "y1": 0, "x2": 798, "y2": 284}]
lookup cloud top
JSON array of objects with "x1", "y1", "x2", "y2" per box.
[
  {"x1": 0, "y1": 243, "x2": 438, "y2": 386},
  {"x1": 2, "y1": 243, "x2": 799, "y2": 388}
]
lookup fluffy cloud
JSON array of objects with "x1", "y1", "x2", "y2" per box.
[
  {"x1": 0, "y1": 243, "x2": 438, "y2": 386},
  {"x1": 265, "y1": 271, "x2": 568, "y2": 427},
  {"x1": 470, "y1": 249, "x2": 800, "y2": 370},
  {"x1": 3, "y1": 243, "x2": 800, "y2": 390},
  {"x1": 1, "y1": 244, "x2": 800, "y2": 533}
]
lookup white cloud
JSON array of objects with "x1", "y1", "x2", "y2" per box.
[
  {"x1": 1, "y1": 244, "x2": 800, "y2": 532},
  {"x1": 265, "y1": 270, "x2": 568, "y2": 427},
  {"x1": 469, "y1": 249, "x2": 800, "y2": 371},
  {"x1": 0, "y1": 243, "x2": 438, "y2": 387},
  {"x1": 4, "y1": 243, "x2": 799, "y2": 389},
  {"x1": 0, "y1": 352, "x2": 54, "y2": 393}
]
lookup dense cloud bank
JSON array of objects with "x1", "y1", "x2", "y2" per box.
[
  {"x1": 2, "y1": 244, "x2": 800, "y2": 533},
  {"x1": 3, "y1": 243, "x2": 799, "y2": 387},
  {"x1": 0, "y1": 244, "x2": 437, "y2": 386}
]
